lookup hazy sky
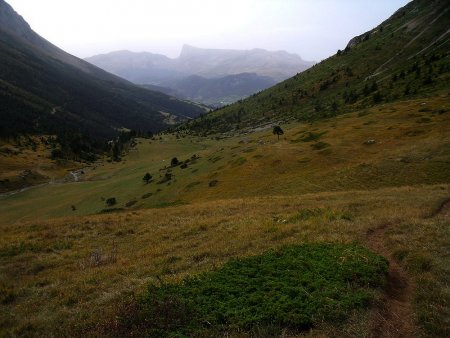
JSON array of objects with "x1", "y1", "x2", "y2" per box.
[{"x1": 7, "y1": 0, "x2": 410, "y2": 61}]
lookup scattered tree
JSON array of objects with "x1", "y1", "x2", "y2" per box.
[
  {"x1": 273, "y1": 126, "x2": 284, "y2": 140},
  {"x1": 171, "y1": 157, "x2": 179, "y2": 167},
  {"x1": 143, "y1": 173, "x2": 152, "y2": 184}
]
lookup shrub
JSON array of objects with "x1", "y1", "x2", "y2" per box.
[
  {"x1": 99, "y1": 207, "x2": 124, "y2": 213},
  {"x1": 125, "y1": 200, "x2": 137, "y2": 208},
  {"x1": 158, "y1": 173, "x2": 172, "y2": 184},
  {"x1": 301, "y1": 131, "x2": 326, "y2": 142},
  {"x1": 186, "y1": 181, "x2": 201, "y2": 189},
  {"x1": 129, "y1": 244, "x2": 387, "y2": 336},
  {"x1": 209, "y1": 180, "x2": 218, "y2": 187},
  {"x1": 311, "y1": 141, "x2": 330, "y2": 150},
  {"x1": 106, "y1": 197, "x2": 117, "y2": 206},
  {"x1": 171, "y1": 157, "x2": 179, "y2": 167}
]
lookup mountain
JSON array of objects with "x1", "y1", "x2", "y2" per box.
[
  {"x1": 0, "y1": 0, "x2": 205, "y2": 140},
  {"x1": 85, "y1": 50, "x2": 181, "y2": 85},
  {"x1": 85, "y1": 46, "x2": 314, "y2": 106},
  {"x1": 184, "y1": 0, "x2": 450, "y2": 135},
  {"x1": 86, "y1": 46, "x2": 313, "y2": 83},
  {"x1": 175, "y1": 44, "x2": 313, "y2": 81}
]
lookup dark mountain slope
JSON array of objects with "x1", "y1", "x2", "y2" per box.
[
  {"x1": 183, "y1": 0, "x2": 449, "y2": 135},
  {"x1": 0, "y1": 0, "x2": 204, "y2": 139}
]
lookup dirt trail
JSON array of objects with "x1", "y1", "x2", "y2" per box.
[{"x1": 366, "y1": 224, "x2": 416, "y2": 338}]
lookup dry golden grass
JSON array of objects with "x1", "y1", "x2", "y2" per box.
[
  {"x1": 0, "y1": 96, "x2": 449, "y2": 336},
  {"x1": 0, "y1": 184, "x2": 448, "y2": 336}
]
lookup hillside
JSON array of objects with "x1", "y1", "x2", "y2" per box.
[
  {"x1": 0, "y1": 0, "x2": 205, "y2": 140},
  {"x1": 184, "y1": 0, "x2": 449, "y2": 135}
]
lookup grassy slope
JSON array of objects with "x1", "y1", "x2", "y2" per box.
[
  {"x1": 1, "y1": 95, "x2": 448, "y2": 224},
  {"x1": 1, "y1": 185, "x2": 448, "y2": 337},
  {"x1": 0, "y1": 94, "x2": 449, "y2": 336},
  {"x1": 183, "y1": 0, "x2": 449, "y2": 134}
]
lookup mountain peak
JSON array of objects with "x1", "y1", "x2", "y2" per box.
[{"x1": 180, "y1": 44, "x2": 200, "y2": 56}]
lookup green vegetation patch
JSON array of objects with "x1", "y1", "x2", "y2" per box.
[{"x1": 127, "y1": 244, "x2": 387, "y2": 336}]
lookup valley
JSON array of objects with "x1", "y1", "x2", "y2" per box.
[
  {"x1": 1, "y1": 95, "x2": 449, "y2": 336},
  {"x1": 0, "y1": 0, "x2": 449, "y2": 336}
]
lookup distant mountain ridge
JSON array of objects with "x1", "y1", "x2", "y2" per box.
[
  {"x1": 0, "y1": 0, "x2": 205, "y2": 140},
  {"x1": 85, "y1": 46, "x2": 314, "y2": 106},
  {"x1": 176, "y1": 44, "x2": 313, "y2": 81},
  {"x1": 86, "y1": 45, "x2": 313, "y2": 83}
]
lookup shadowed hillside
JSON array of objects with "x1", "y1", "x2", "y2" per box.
[{"x1": 0, "y1": 0, "x2": 205, "y2": 140}]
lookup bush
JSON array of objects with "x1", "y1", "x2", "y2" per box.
[
  {"x1": 106, "y1": 197, "x2": 117, "y2": 206},
  {"x1": 125, "y1": 200, "x2": 137, "y2": 208},
  {"x1": 301, "y1": 131, "x2": 326, "y2": 142},
  {"x1": 171, "y1": 157, "x2": 179, "y2": 167},
  {"x1": 311, "y1": 141, "x2": 330, "y2": 150},
  {"x1": 130, "y1": 244, "x2": 388, "y2": 336},
  {"x1": 158, "y1": 173, "x2": 172, "y2": 184}
]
